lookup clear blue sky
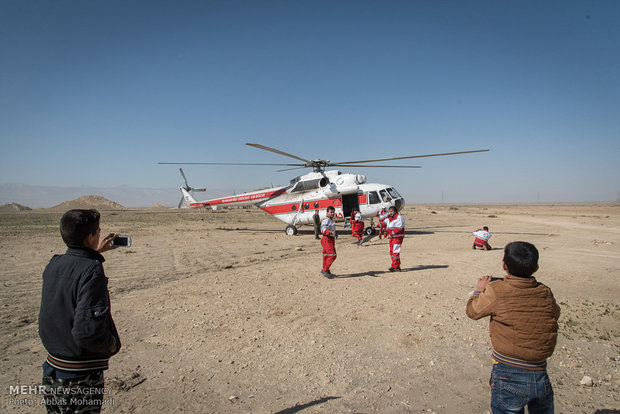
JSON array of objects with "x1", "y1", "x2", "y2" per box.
[{"x1": 1, "y1": 0, "x2": 619, "y2": 204}]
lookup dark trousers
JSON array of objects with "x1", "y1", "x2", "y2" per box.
[{"x1": 42, "y1": 370, "x2": 106, "y2": 413}]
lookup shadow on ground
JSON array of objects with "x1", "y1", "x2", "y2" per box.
[
  {"x1": 335, "y1": 264, "x2": 449, "y2": 278},
  {"x1": 274, "y1": 396, "x2": 341, "y2": 414}
]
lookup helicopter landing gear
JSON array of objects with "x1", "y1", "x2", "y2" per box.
[
  {"x1": 285, "y1": 225, "x2": 298, "y2": 236},
  {"x1": 364, "y1": 226, "x2": 376, "y2": 236}
]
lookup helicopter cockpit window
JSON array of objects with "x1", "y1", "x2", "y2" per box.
[
  {"x1": 379, "y1": 189, "x2": 391, "y2": 202},
  {"x1": 387, "y1": 187, "x2": 401, "y2": 199},
  {"x1": 368, "y1": 191, "x2": 380, "y2": 204}
]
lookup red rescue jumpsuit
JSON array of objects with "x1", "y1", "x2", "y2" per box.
[
  {"x1": 321, "y1": 217, "x2": 337, "y2": 272},
  {"x1": 351, "y1": 211, "x2": 364, "y2": 244},
  {"x1": 472, "y1": 229, "x2": 492, "y2": 250},
  {"x1": 385, "y1": 212, "x2": 405, "y2": 270},
  {"x1": 376, "y1": 209, "x2": 388, "y2": 239}
]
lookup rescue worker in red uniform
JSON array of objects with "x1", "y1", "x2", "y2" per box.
[
  {"x1": 376, "y1": 207, "x2": 388, "y2": 239},
  {"x1": 320, "y1": 206, "x2": 337, "y2": 279},
  {"x1": 380, "y1": 206, "x2": 405, "y2": 271},
  {"x1": 351, "y1": 208, "x2": 364, "y2": 245},
  {"x1": 472, "y1": 226, "x2": 492, "y2": 250}
]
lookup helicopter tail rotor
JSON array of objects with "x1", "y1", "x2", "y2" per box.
[{"x1": 178, "y1": 168, "x2": 206, "y2": 208}]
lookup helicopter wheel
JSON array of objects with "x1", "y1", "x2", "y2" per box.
[
  {"x1": 364, "y1": 226, "x2": 376, "y2": 236},
  {"x1": 285, "y1": 225, "x2": 298, "y2": 236}
]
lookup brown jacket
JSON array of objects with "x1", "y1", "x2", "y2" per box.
[{"x1": 466, "y1": 274, "x2": 560, "y2": 363}]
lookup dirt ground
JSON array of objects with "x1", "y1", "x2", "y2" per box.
[{"x1": 1, "y1": 203, "x2": 619, "y2": 413}]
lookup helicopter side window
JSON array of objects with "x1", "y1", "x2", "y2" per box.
[
  {"x1": 291, "y1": 205, "x2": 297, "y2": 211},
  {"x1": 379, "y1": 189, "x2": 391, "y2": 202},
  {"x1": 368, "y1": 191, "x2": 380, "y2": 204},
  {"x1": 387, "y1": 187, "x2": 401, "y2": 199},
  {"x1": 304, "y1": 203, "x2": 309, "y2": 210},
  {"x1": 314, "y1": 202, "x2": 319, "y2": 208}
]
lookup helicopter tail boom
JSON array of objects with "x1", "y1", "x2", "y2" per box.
[{"x1": 180, "y1": 187, "x2": 200, "y2": 207}]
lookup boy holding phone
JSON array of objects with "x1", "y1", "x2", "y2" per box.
[
  {"x1": 466, "y1": 241, "x2": 561, "y2": 413},
  {"x1": 39, "y1": 209, "x2": 122, "y2": 413}
]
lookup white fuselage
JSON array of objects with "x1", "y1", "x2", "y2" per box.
[{"x1": 184, "y1": 170, "x2": 405, "y2": 228}]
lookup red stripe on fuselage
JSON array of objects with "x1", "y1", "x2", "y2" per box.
[
  {"x1": 189, "y1": 189, "x2": 371, "y2": 211},
  {"x1": 189, "y1": 188, "x2": 287, "y2": 208},
  {"x1": 260, "y1": 197, "x2": 342, "y2": 215}
]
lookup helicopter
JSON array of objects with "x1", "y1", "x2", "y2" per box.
[{"x1": 159, "y1": 143, "x2": 489, "y2": 236}]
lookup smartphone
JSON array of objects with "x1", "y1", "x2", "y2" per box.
[{"x1": 111, "y1": 236, "x2": 131, "y2": 247}]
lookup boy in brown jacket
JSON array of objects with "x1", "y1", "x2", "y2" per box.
[{"x1": 466, "y1": 241, "x2": 560, "y2": 414}]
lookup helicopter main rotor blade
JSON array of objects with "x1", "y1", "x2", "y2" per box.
[
  {"x1": 334, "y1": 149, "x2": 490, "y2": 165},
  {"x1": 276, "y1": 164, "x2": 422, "y2": 172},
  {"x1": 162, "y1": 145, "x2": 489, "y2": 174},
  {"x1": 330, "y1": 164, "x2": 422, "y2": 168},
  {"x1": 246, "y1": 143, "x2": 311, "y2": 164},
  {"x1": 159, "y1": 162, "x2": 305, "y2": 167},
  {"x1": 275, "y1": 166, "x2": 312, "y2": 172}
]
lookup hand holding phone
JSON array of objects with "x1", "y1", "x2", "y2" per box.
[
  {"x1": 476, "y1": 275, "x2": 492, "y2": 292},
  {"x1": 111, "y1": 236, "x2": 131, "y2": 247}
]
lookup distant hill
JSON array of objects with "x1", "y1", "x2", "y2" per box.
[
  {"x1": 47, "y1": 195, "x2": 127, "y2": 211},
  {"x1": 0, "y1": 202, "x2": 32, "y2": 212},
  {"x1": 148, "y1": 203, "x2": 170, "y2": 210}
]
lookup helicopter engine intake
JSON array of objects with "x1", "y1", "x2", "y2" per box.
[{"x1": 289, "y1": 176, "x2": 329, "y2": 193}]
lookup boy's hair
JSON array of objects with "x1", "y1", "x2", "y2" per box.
[
  {"x1": 60, "y1": 209, "x2": 100, "y2": 247},
  {"x1": 326, "y1": 206, "x2": 335, "y2": 212},
  {"x1": 483, "y1": 226, "x2": 489, "y2": 231},
  {"x1": 503, "y1": 241, "x2": 539, "y2": 277},
  {"x1": 389, "y1": 206, "x2": 398, "y2": 213}
]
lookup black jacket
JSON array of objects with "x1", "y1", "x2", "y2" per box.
[{"x1": 39, "y1": 247, "x2": 121, "y2": 372}]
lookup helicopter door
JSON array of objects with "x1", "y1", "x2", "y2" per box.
[{"x1": 341, "y1": 193, "x2": 360, "y2": 219}]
